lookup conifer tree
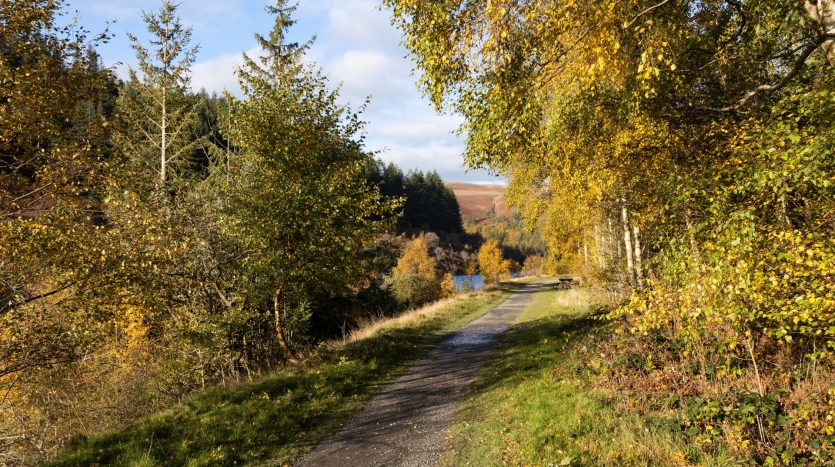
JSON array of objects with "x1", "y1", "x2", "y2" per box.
[
  {"x1": 116, "y1": 0, "x2": 201, "y2": 190},
  {"x1": 240, "y1": 0, "x2": 311, "y2": 87}
]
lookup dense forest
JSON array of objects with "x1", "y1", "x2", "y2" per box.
[
  {"x1": 369, "y1": 163, "x2": 464, "y2": 234},
  {"x1": 0, "y1": 1, "x2": 513, "y2": 462},
  {"x1": 388, "y1": 0, "x2": 835, "y2": 462}
]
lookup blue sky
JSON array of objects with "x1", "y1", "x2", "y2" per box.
[{"x1": 66, "y1": 0, "x2": 499, "y2": 183}]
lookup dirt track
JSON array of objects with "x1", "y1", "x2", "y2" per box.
[{"x1": 295, "y1": 282, "x2": 546, "y2": 467}]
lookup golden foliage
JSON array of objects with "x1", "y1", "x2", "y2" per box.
[
  {"x1": 393, "y1": 235, "x2": 438, "y2": 278},
  {"x1": 478, "y1": 239, "x2": 510, "y2": 284},
  {"x1": 440, "y1": 272, "x2": 457, "y2": 298},
  {"x1": 388, "y1": 235, "x2": 442, "y2": 307}
]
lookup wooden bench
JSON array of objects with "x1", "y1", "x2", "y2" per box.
[{"x1": 553, "y1": 277, "x2": 579, "y2": 290}]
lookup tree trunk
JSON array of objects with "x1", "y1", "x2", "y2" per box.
[
  {"x1": 161, "y1": 20, "x2": 170, "y2": 184},
  {"x1": 611, "y1": 216, "x2": 621, "y2": 259},
  {"x1": 633, "y1": 225, "x2": 644, "y2": 290},
  {"x1": 780, "y1": 194, "x2": 792, "y2": 228},
  {"x1": 621, "y1": 199, "x2": 636, "y2": 287},
  {"x1": 594, "y1": 225, "x2": 606, "y2": 268},
  {"x1": 161, "y1": 86, "x2": 167, "y2": 184},
  {"x1": 583, "y1": 240, "x2": 589, "y2": 274},
  {"x1": 273, "y1": 286, "x2": 296, "y2": 362},
  {"x1": 806, "y1": 0, "x2": 835, "y2": 66}
]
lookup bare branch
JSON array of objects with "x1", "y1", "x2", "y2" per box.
[
  {"x1": 624, "y1": 0, "x2": 672, "y2": 30},
  {"x1": 7, "y1": 183, "x2": 54, "y2": 206},
  {"x1": 133, "y1": 120, "x2": 163, "y2": 148},
  {"x1": 705, "y1": 36, "x2": 829, "y2": 112},
  {"x1": 0, "y1": 281, "x2": 78, "y2": 314}
]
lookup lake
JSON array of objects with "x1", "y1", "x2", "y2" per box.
[{"x1": 453, "y1": 273, "x2": 525, "y2": 291}]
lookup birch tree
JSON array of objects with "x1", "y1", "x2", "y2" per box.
[
  {"x1": 220, "y1": 1, "x2": 397, "y2": 360},
  {"x1": 478, "y1": 239, "x2": 510, "y2": 284},
  {"x1": 387, "y1": 0, "x2": 835, "y2": 455},
  {"x1": 0, "y1": 0, "x2": 117, "y2": 378},
  {"x1": 805, "y1": 0, "x2": 835, "y2": 66}
]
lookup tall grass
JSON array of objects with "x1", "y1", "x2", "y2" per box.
[{"x1": 343, "y1": 293, "x2": 479, "y2": 344}]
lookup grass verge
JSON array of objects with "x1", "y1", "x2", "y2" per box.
[
  {"x1": 52, "y1": 285, "x2": 519, "y2": 466},
  {"x1": 443, "y1": 287, "x2": 737, "y2": 466}
]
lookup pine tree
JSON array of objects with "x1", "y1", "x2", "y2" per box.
[{"x1": 238, "y1": 0, "x2": 312, "y2": 89}]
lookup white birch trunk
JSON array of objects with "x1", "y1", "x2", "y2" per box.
[
  {"x1": 633, "y1": 225, "x2": 644, "y2": 290},
  {"x1": 583, "y1": 241, "x2": 589, "y2": 273},
  {"x1": 594, "y1": 225, "x2": 606, "y2": 268},
  {"x1": 610, "y1": 216, "x2": 621, "y2": 259},
  {"x1": 806, "y1": 0, "x2": 835, "y2": 66},
  {"x1": 622, "y1": 199, "x2": 635, "y2": 287},
  {"x1": 160, "y1": 22, "x2": 170, "y2": 184},
  {"x1": 161, "y1": 87, "x2": 167, "y2": 183}
]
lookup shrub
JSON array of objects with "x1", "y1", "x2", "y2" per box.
[
  {"x1": 478, "y1": 239, "x2": 511, "y2": 284},
  {"x1": 523, "y1": 255, "x2": 544, "y2": 276},
  {"x1": 386, "y1": 235, "x2": 442, "y2": 308},
  {"x1": 441, "y1": 272, "x2": 457, "y2": 298}
]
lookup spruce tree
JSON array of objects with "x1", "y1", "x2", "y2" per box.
[{"x1": 116, "y1": 0, "x2": 201, "y2": 190}]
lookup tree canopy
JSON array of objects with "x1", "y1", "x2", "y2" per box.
[
  {"x1": 387, "y1": 0, "x2": 835, "y2": 459},
  {"x1": 215, "y1": 0, "x2": 398, "y2": 359},
  {"x1": 0, "y1": 1, "x2": 401, "y2": 460}
]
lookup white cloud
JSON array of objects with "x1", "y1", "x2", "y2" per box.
[
  {"x1": 83, "y1": 0, "x2": 492, "y2": 182},
  {"x1": 302, "y1": 0, "x2": 493, "y2": 182},
  {"x1": 371, "y1": 113, "x2": 463, "y2": 145},
  {"x1": 376, "y1": 141, "x2": 498, "y2": 182},
  {"x1": 190, "y1": 46, "x2": 265, "y2": 95},
  {"x1": 380, "y1": 142, "x2": 463, "y2": 170},
  {"x1": 191, "y1": 52, "x2": 242, "y2": 94},
  {"x1": 325, "y1": 0, "x2": 402, "y2": 50},
  {"x1": 326, "y1": 49, "x2": 411, "y2": 105}
]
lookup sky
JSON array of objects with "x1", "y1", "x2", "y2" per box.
[{"x1": 66, "y1": 0, "x2": 500, "y2": 183}]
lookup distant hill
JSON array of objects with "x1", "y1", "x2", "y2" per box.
[{"x1": 447, "y1": 182, "x2": 513, "y2": 221}]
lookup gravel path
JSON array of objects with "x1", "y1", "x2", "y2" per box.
[{"x1": 295, "y1": 282, "x2": 547, "y2": 467}]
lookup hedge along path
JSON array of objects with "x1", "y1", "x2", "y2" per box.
[{"x1": 295, "y1": 281, "x2": 551, "y2": 467}]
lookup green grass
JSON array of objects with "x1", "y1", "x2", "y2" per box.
[
  {"x1": 52, "y1": 285, "x2": 519, "y2": 466},
  {"x1": 443, "y1": 287, "x2": 737, "y2": 466}
]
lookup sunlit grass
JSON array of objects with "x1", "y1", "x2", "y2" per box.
[
  {"x1": 52, "y1": 285, "x2": 519, "y2": 466},
  {"x1": 342, "y1": 292, "x2": 480, "y2": 344},
  {"x1": 343, "y1": 278, "x2": 547, "y2": 344},
  {"x1": 444, "y1": 287, "x2": 736, "y2": 466}
]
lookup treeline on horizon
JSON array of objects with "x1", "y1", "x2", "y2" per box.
[
  {"x1": 0, "y1": 0, "x2": 546, "y2": 462},
  {"x1": 369, "y1": 162, "x2": 463, "y2": 234}
]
